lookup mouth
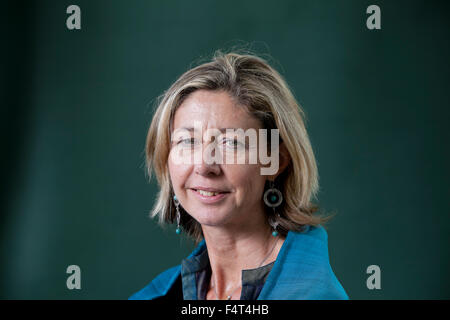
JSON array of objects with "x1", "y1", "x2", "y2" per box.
[
  {"x1": 191, "y1": 188, "x2": 229, "y2": 196},
  {"x1": 189, "y1": 188, "x2": 230, "y2": 203}
]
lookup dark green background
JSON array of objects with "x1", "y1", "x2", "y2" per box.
[{"x1": 1, "y1": 0, "x2": 449, "y2": 299}]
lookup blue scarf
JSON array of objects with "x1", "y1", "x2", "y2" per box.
[{"x1": 129, "y1": 225, "x2": 349, "y2": 300}]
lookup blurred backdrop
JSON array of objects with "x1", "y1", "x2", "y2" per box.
[{"x1": 1, "y1": 0, "x2": 449, "y2": 299}]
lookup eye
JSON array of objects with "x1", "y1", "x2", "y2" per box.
[
  {"x1": 178, "y1": 138, "x2": 198, "y2": 146},
  {"x1": 223, "y1": 138, "x2": 243, "y2": 148}
]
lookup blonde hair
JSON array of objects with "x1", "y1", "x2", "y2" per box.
[{"x1": 145, "y1": 49, "x2": 331, "y2": 242}]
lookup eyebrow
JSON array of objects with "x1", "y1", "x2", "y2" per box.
[{"x1": 178, "y1": 127, "x2": 244, "y2": 133}]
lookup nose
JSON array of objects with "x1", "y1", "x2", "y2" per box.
[
  {"x1": 194, "y1": 162, "x2": 221, "y2": 176},
  {"x1": 194, "y1": 142, "x2": 222, "y2": 176}
]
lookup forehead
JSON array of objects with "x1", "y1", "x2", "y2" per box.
[{"x1": 172, "y1": 90, "x2": 262, "y2": 130}]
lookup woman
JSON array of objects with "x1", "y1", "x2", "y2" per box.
[{"x1": 130, "y1": 50, "x2": 348, "y2": 300}]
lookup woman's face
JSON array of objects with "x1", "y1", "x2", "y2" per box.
[{"x1": 168, "y1": 89, "x2": 269, "y2": 229}]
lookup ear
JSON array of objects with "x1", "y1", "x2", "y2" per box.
[{"x1": 269, "y1": 142, "x2": 291, "y2": 181}]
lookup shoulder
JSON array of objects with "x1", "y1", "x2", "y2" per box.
[
  {"x1": 278, "y1": 225, "x2": 330, "y2": 269},
  {"x1": 295, "y1": 224, "x2": 328, "y2": 239},
  {"x1": 128, "y1": 265, "x2": 181, "y2": 300},
  {"x1": 284, "y1": 225, "x2": 329, "y2": 253},
  {"x1": 291, "y1": 225, "x2": 348, "y2": 299},
  {"x1": 258, "y1": 225, "x2": 349, "y2": 300},
  {"x1": 128, "y1": 240, "x2": 206, "y2": 300}
]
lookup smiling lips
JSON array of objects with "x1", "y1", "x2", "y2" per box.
[
  {"x1": 190, "y1": 186, "x2": 229, "y2": 194},
  {"x1": 197, "y1": 189, "x2": 221, "y2": 196},
  {"x1": 190, "y1": 187, "x2": 230, "y2": 203}
]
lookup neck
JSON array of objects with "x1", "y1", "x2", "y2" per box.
[{"x1": 202, "y1": 220, "x2": 284, "y2": 299}]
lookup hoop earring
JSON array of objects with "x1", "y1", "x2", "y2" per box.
[
  {"x1": 263, "y1": 180, "x2": 283, "y2": 237},
  {"x1": 173, "y1": 195, "x2": 181, "y2": 234}
]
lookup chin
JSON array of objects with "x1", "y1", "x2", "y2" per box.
[{"x1": 190, "y1": 208, "x2": 231, "y2": 227}]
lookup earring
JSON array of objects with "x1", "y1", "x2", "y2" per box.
[
  {"x1": 269, "y1": 216, "x2": 281, "y2": 237},
  {"x1": 173, "y1": 195, "x2": 181, "y2": 234},
  {"x1": 263, "y1": 180, "x2": 283, "y2": 237}
]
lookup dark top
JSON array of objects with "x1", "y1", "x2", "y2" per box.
[{"x1": 158, "y1": 245, "x2": 274, "y2": 300}]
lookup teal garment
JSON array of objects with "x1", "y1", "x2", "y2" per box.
[{"x1": 129, "y1": 225, "x2": 349, "y2": 300}]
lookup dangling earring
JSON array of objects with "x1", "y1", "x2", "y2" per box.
[
  {"x1": 173, "y1": 195, "x2": 181, "y2": 234},
  {"x1": 263, "y1": 180, "x2": 283, "y2": 237}
]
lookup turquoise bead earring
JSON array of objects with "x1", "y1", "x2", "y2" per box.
[
  {"x1": 173, "y1": 195, "x2": 181, "y2": 234},
  {"x1": 263, "y1": 180, "x2": 283, "y2": 237}
]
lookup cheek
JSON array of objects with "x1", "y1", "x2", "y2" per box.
[
  {"x1": 168, "y1": 158, "x2": 190, "y2": 190},
  {"x1": 228, "y1": 165, "x2": 266, "y2": 201}
]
